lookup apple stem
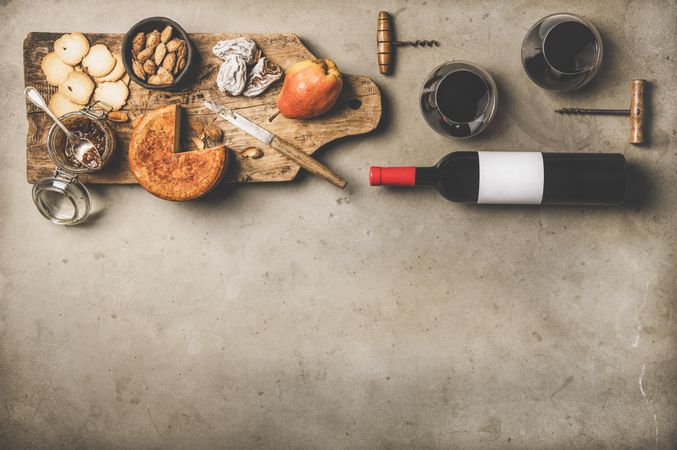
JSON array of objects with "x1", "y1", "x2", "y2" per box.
[{"x1": 268, "y1": 109, "x2": 280, "y2": 123}]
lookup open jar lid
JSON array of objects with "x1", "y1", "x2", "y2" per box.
[{"x1": 32, "y1": 169, "x2": 91, "y2": 225}]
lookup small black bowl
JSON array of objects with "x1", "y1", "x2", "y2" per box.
[{"x1": 121, "y1": 16, "x2": 195, "y2": 90}]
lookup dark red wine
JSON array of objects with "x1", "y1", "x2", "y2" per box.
[
  {"x1": 370, "y1": 151, "x2": 626, "y2": 205},
  {"x1": 543, "y1": 21, "x2": 597, "y2": 74},
  {"x1": 436, "y1": 70, "x2": 490, "y2": 123}
]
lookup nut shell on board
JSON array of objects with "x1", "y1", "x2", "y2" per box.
[{"x1": 128, "y1": 104, "x2": 228, "y2": 201}]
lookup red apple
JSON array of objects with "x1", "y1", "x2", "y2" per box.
[{"x1": 277, "y1": 59, "x2": 343, "y2": 119}]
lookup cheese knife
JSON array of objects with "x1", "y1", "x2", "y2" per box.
[{"x1": 204, "y1": 100, "x2": 347, "y2": 189}]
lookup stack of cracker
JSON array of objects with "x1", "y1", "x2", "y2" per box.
[{"x1": 41, "y1": 33, "x2": 130, "y2": 117}]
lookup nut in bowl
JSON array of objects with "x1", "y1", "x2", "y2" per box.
[{"x1": 121, "y1": 17, "x2": 194, "y2": 90}]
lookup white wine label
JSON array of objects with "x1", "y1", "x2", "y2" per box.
[{"x1": 477, "y1": 152, "x2": 544, "y2": 204}]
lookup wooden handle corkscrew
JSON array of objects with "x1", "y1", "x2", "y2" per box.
[
  {"x1": 377, "y1": 11, "x2": 439, "y2": 75},
  {"x1": 629, "y1": 79, "x2": 645, "y2": 145},
  {"x1": 377, "y1": 11, "x2": 393, "y2": 74}
]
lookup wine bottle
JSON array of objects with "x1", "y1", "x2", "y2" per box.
[{"x1": 370, "y1": 151, "x2": 626, "y2": 205}]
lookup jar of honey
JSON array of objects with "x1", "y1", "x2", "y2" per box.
[{"x1": 32, "y1": 108, "x2": 115, "y2": 225}]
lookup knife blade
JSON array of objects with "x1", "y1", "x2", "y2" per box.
[
  {"x1": 204, "y1": 100, "x2": 274, "y2": 145},
  {"x1": 203, "y1": 100, "x2": 347, "y2": 189}
]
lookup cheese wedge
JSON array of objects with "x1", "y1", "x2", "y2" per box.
[{"x1": 129, "y1": 104, "x2": 228, "y2": 201}]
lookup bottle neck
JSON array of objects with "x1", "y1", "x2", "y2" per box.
[{"x1": 369, "y1": 166, "x2": 437, "y2": 186}]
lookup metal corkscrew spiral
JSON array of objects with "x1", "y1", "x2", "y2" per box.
[
  {"x1": 377, "y1": 11, "x2": 440, "y2": 74},
  {"x1": 394, "y1": 40, "x2": 440, "y2": 48}
]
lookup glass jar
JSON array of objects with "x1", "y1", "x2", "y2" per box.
[
  {"x1": 32, "y1": 108, "x2": 115, "y2": 225},
  {"x1": 420, "y1": 61, "x2": 498, "y2": 139}
]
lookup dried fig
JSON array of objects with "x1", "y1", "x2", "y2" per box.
[
  {"x1": 136, "y1": 47, "x2": 153, "y2": 63},
  {"x1": 132, "y1": 32, "x2": 145, "y2": 57},
  {"x1": 212, "y1": 38, "x2": 258, "y2": 64},
  {"x1": 166, "y1": 38, "x2": 184, "y2": 53},
  {"x1": 243, "y1": 57, "x2": 283, "y2": 97},
  {"x1": 132, "y1": 59, "x2": 146, "y2": 80},
  {"x1": 162, "y1": 52, "x2": 176, "y2": 72},
  {"x1": 145, "y1": 30, "x2": 160, "y2": 50},
  {"x1": 160, "y1": 25, "x2": 173, "y2": 44},
  {"x1": 143, "y1": 59, "x2": 156, "y2": 76},
  {"x1": 216, "y1": 54, "x2": 246, "y2": 95},
  {"x1": 154, "y1": 43, "x2": 167, "y2": 66}
]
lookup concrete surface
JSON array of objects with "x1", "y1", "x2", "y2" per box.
[{"x1": 1, "y1": 0, "x2": 676, "y2": 448}]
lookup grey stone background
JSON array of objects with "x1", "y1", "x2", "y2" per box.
[{"x1": 1, "y1": 0, "x2": 676, "y2": 448}]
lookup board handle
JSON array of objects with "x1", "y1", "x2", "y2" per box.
[
  {"x1": 270, "y1": 136, "x2": 347, "y2": 189},
  {"x1": 377, "y1": 11, "x2": 393, "y2": 74},
  {"x1": 629, "y1": 79, "x2": 645, "y2": 145}
]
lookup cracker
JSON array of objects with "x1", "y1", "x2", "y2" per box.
[
  {"x1": 41, "y1": 52, "x2": 73, "y2": 86},
  {"x1": 82, "y1": 44, "x2": 115, "y2": 78},
  {"x1": 59, "y1": 71, "x2": 94, "y2": 105},
  {"x1": 54, "y1": 32, "x2": 90, "y2": 65},
  {"x1": 48, "y1": 92, "x2": 82, "y2": 117},
  {"x1": 93, "y1": 80, "x2": 129, "y2": 111},
  {"x1": 122, "y1": 73, "x2": 130, "y2": 85},
  {"x1": 95, "y1": 52, "x2": 125, "y2": 83}
]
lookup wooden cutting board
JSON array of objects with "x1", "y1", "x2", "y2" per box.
[{"x1": 23, "y1": 32, "x2": 382, "y2": 184}]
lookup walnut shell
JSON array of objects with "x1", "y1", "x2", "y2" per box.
[
  {"x1": 136, "y1": 47, "x2": 153, "y2": 63},
  {"x1": 166, "y1": 38, "x2": 184, "y2": 53},
  {"x1": 143, "y1": 59, "x2": 156, "y2": 76},
  {"x1": 160, "y1": 26, "x2": 173, "y2": 44},
  {"x1": 162, "y1": 52, "x2": 176, "y2": 72},
  {"x1": 154, "y1": 43, "x2": 167, "y2": 66},
  {"x1": 145, "y1": 30, "x2": 160, "y2": 50},
  {"x1": 132, "y1": 32, "x2": 145, "y2": 57},
  {"x1": 132, "y1": 59, "x2": 146, "y2": 80}
]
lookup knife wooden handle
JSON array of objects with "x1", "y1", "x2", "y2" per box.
[{"x1": 270, "y1": 136, "x2": 347, "y2": 189}]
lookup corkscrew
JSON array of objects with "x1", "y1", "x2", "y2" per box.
[
  {"x1": 394, "y1": 40, "x2": 439, "y2": 48},
  {"x1": 554, "y1": 80, "x2": 647, "y2": 145},
  {"x1": 377, "y1": 11, "x2": 440, "y2": 74}
]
